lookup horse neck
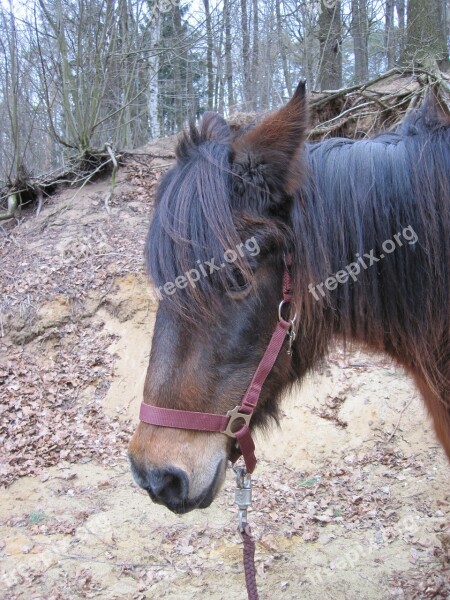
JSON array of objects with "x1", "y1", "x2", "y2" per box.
[{"x1": 297, "y1": 134, "x2": 448, "y2": 359}]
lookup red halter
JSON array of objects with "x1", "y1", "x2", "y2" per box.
[{"x1": 139, "y1": 258, "x2": 296, "y2": 473}]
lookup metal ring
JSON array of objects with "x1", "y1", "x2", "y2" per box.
[{"x1": 278, "y1": 300, "x2": 297, "y2": 324}]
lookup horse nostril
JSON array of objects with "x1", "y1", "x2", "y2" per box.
[{"x1": 146, "y1": 467, "x2": 189, "y2": 508}]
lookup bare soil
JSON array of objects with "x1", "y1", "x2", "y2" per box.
[{"x1": 1, "y1": 155, "x2": 450, "y2": 600}]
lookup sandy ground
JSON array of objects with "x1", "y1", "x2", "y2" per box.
[{"x1": 1, "y1": 157, "x2": 450, "y2": 600}]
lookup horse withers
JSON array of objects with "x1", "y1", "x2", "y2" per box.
[{"x1": 129, "y1": 82, "x2": 450, "y2": 515}]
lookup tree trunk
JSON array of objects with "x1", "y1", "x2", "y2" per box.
[
  {"x1": 240, "y1": 0, "x2": 252, "y2": 109},
  {"x1": 148, "y1": 12, "x2": 161, "y2": 139},
  {"x1": 402, "y1": 0, "x2": 449, "y2": 71},
  {"x1": 317, "y1": 0, "x2": 342, "y2": 90},
  {"x1": 186, "y1": 58, "x2": 197, "y2": 122},
  {"x1": 172, "y1": 5, "x2": 184, "y2": 130},
  {"x1": 224, "y1": 0, "x2": 234, "y2": 113},
  {"x1": 300, "y1": 2, "x2": 315, "y2": 90},
  {"x1": 275, "y1": 0, "x2": 292, "y2": 97},
  {"x1": 214, "y1": 5, "x2": 224, "y2": 113},
  {"x1": 203, "y1": 0, "x2": 214, "y2": 108},
  {"x1": 5, "y1": 3, "x2": 22, "y2": 181},
  {"x1": 396, "y1": 0, "x2": 406, "y2": 56},
  {"x1": 385, "y1": 0, "x2": 395, "y2": 69},
  {"x1": 117, "y1": 0, "x2": 132, "y2": 148},
  {"x1": 351, "y1": 0, "x2": 369, "y2": 83},
  {"x1": 251, "y1": 0, "x2": 259, "y2": 111}
]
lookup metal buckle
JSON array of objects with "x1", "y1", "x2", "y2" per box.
[{"x1": 224, "y1": 406, "x2": 252, "y2": 438}]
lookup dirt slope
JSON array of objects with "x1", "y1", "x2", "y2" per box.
[{"x1": 1, "y1": 156, "x2": 450, "y2": 600}]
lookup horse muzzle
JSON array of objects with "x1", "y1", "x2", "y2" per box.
[{"x1": 129, "y1": 455, "x2": 226, "y2": 514}]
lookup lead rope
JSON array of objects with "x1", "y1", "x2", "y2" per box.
[{"x1": 234, "y1": 466, "x2": 259, "y2": 600}]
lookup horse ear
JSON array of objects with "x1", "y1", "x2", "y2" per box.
[
  {"x1": 232, "y1": 81, "x2": 308, "y2": 207},
  {"x1": 422, "y1": 88, "x2": 450, "y2": 128}
]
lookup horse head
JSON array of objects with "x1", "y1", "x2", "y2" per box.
[{"x1": 128, "y1": 82, "x2": 310, "y2": 513}]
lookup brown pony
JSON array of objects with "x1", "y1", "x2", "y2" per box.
[{"x1": 129, "y1": 83, "x2": 450, "y2": 514}]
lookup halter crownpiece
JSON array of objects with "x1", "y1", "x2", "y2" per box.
[{"x1": 139, "y1": 255, "x2": 296, "y2": 474}]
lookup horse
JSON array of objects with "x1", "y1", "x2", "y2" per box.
[{"x1": 129, "y1": 82, "x2": 450, "y2": 515}]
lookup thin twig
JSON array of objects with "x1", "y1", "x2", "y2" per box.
[{"x1": 384, "y1": 398, "x2": 414, "y2": 444}]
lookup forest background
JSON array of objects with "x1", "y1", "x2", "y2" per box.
[{"x1": 0, "y1": 0, "x2": 448, "y2": 196}]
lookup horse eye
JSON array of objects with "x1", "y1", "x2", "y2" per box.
[
  {"x1": 227, "y1": 268, "x2": 252, "y2": 299},
  {"x1": 230, "y1": 269, "x2": 249, "y2": 290}
]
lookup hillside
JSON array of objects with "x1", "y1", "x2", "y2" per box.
[{"x1": 1, "y1": 145, "x2": 450, "y2": 599}]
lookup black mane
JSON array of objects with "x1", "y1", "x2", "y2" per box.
[
  {"x1": 147, "y1": 112, "x2": 249, "y2": 317},
  {"x1": 294, "y1": 96, "x2": 450, "y2": 393}
]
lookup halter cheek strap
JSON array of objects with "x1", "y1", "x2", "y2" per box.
[{"x1": 139, "y1": 258, "x2": 296, "y2": 474}]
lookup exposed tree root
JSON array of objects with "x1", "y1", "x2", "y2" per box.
[
  {"x1": 228, "y1": 67, "x2": 450, "y2": 142},
  {"x1": 1, "y1": 68, "x2": 449, "y2": 224},
  {"x1": 0, "y1": 194, "x2": 18, "y2": 221},
  {"x1": 0, "y1": 145, "x2": 122, "y2": 222},
  {"x1": 307, "y1": 67, "x2": 450, "y2": 140}
]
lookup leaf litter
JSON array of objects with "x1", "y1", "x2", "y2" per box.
[{"x1": 0, "y1": 154, "x2": 450, "y2": 598}]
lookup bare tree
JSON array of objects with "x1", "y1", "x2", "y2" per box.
[
  {"x1": 33, "y1": 0, "x2": 162, "y2": 153},
  {"x1": 0, "y1": 0, "x2": 449, "y2": 190},
  {"x1": 317, "y1": 0, "x2": 343, "y2": 90},
  {"x1": 0, "y1": 2, "x2": 44, "y2": 187},
  {"x1": 251, "y1": 0, "x2": 259, "y2": 110},
  {"x1": 224, "y1": 0, "x2": 235, "y2": 112},
  {"x1": 402, "y1": 0, "x2": 449, "y2": 70},
  {"x1": 276, "y1": 0, "x2": 292, "y2": 96},
  {"x1": 0, "y1": 3, "x2": 23, "y2": 182},
  {"x1": 396, "y1": 0, "x2": 405, "y2": 55},
  {"x1": 385, "y1": 0, "x2": 395, "y2": 69},
  {"x1": 352, "y1": 0, "x2": 369, "y2": 83},
  {"x1": 146, "y1": 2, "x2": 162, "y2": 140},
  {"x1": 241, "y1": 0, "x2": 252, "y2": 109},
  {"x1": 202, "y1": 0, "x2": 214, "y2": 108}
]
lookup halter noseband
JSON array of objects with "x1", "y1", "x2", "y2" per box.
[{"x1": 139, "y1": 257, "x2": 296, "y2": 474}]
